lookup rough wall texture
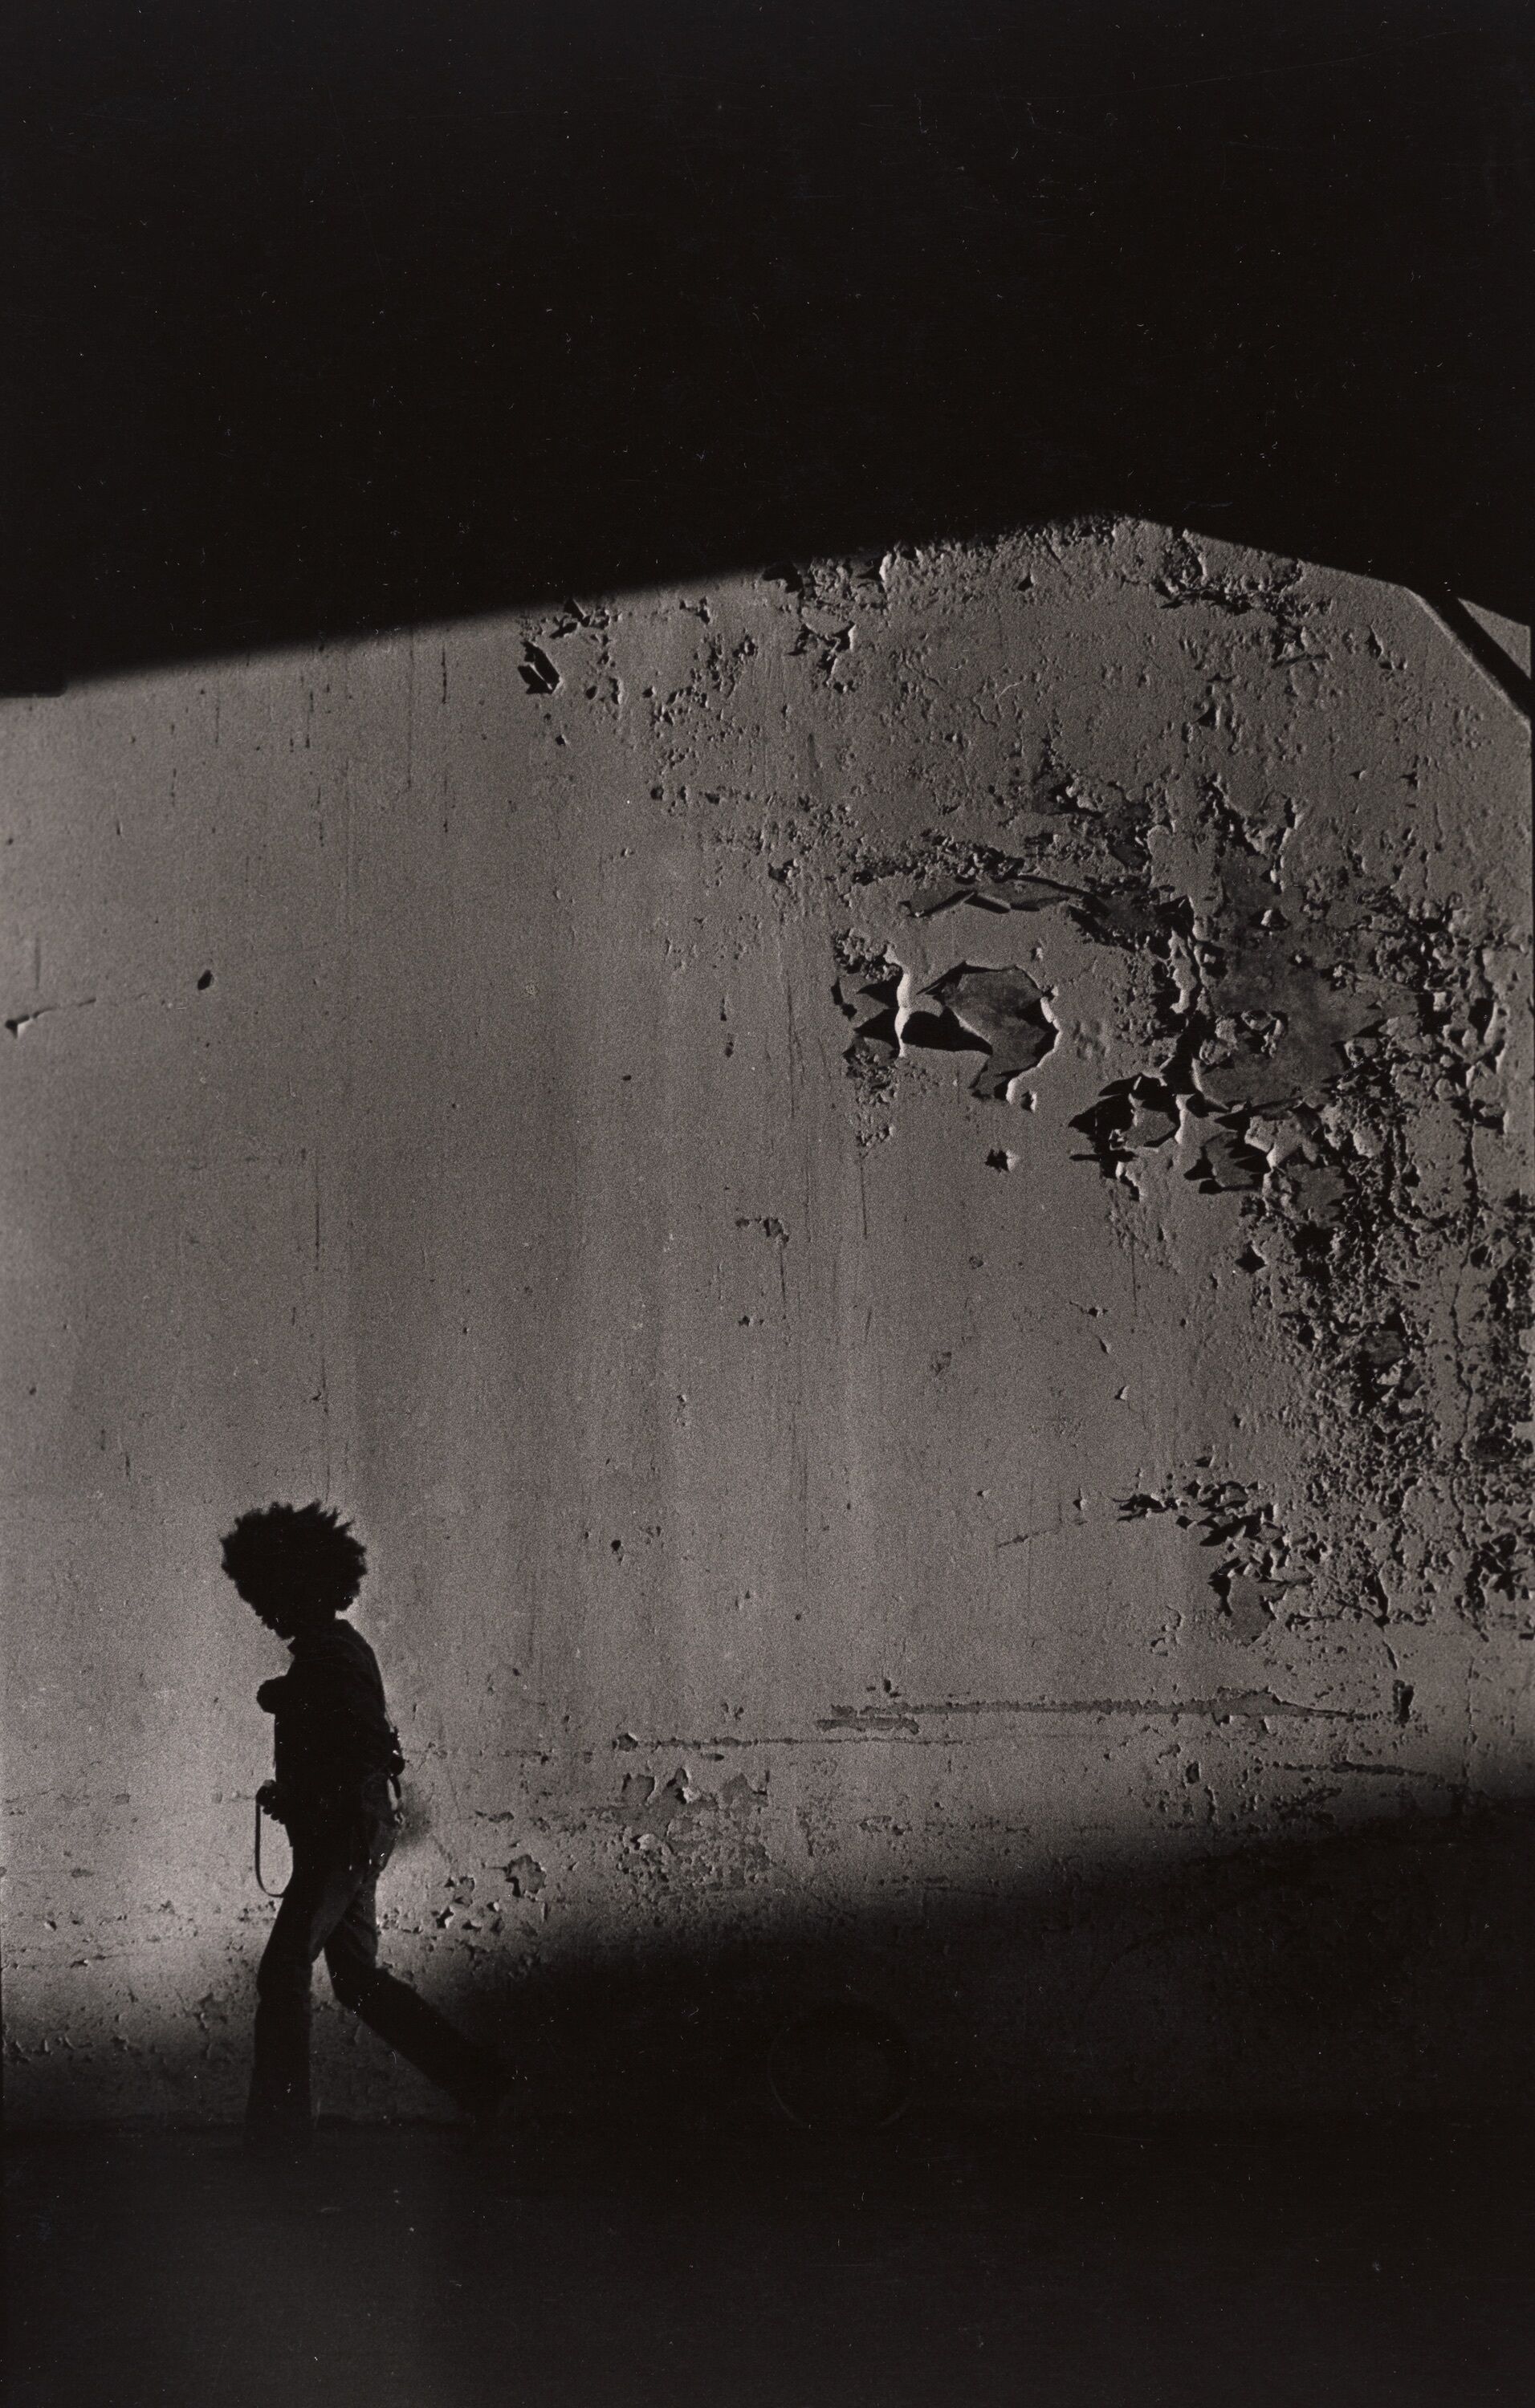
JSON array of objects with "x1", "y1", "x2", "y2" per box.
[{"x1": 2, "y1": 522, "x2": 1530, "y2": 2124}]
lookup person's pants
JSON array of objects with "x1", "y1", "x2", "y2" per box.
[{"x1": 246, "y1": 1804, "x2": 503, "y2": 2142}]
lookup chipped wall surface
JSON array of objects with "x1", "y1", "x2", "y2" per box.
[{"x1": 2, "y1": 523, "x2": 1530, "y2": 2123}]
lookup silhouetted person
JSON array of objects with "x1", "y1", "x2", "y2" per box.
[{"x1": 222, "y1": 1501, "x2": 507, "y2": 2155}]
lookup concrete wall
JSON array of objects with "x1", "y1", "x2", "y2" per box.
[{"x1": 2, "y1": 522, "x2": 1530, "y2": 2124}]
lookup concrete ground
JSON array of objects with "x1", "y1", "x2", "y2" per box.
[{"x1": 6, "y1": 2116, "x2": 1532, "y2": 2407}]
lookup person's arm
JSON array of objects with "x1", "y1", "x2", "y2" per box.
[{"x1": 255, "y1": 1673, "x2": 294, "y2": 1820}]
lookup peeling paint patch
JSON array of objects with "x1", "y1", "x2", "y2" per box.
[
  {"x1": 1119, "y1": 1475, "x2": 1315, "y2": 1635},
  {"x1": 910, "y1": 964, "x2": 1057, "y2": 1100},
  {"x1": 517, "y1": 641, "x2": 560, "y2": 696},
  {"x1": 817, "y1": 1702, "x2": 922, "y2": 1738}
]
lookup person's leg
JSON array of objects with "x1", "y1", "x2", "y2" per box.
[
  {"x1": 324, "y1": 1821, "x2": 507, "y2": 2116},
  {"x1": 246, "y1": 1824, "x2": 369, "y2": 2150}
]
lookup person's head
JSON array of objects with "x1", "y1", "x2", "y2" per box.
[{"x1": 219, "y1": 1501, "x2": 368, "y2": 1640}]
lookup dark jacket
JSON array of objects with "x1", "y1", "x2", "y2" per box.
[{"x1": 259, "y1": 1617, "x2": 403, "y2": 1820}]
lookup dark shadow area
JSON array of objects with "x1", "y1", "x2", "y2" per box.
[
  {"x1": 5, "y1": 0, "x2": 1529, "y2": 693},
  {"x1": 10, "y1": 2112, "x2": 1535, "y2": 2407},
  {"x1": 428, "y1": 1796, "x2": 1535, "y2": 2125},
  {"x1": 10, "y1": 1806, "x2": 1535, "y2": 2399}
]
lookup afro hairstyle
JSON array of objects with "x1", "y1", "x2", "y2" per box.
[{"x1": 220, "y1": 1501, "x2": 368, "y2": 1616}]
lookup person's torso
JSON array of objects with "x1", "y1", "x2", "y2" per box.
[{"x1": 270, "y1": 1621, "x2": 402, "y2": 1810}]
